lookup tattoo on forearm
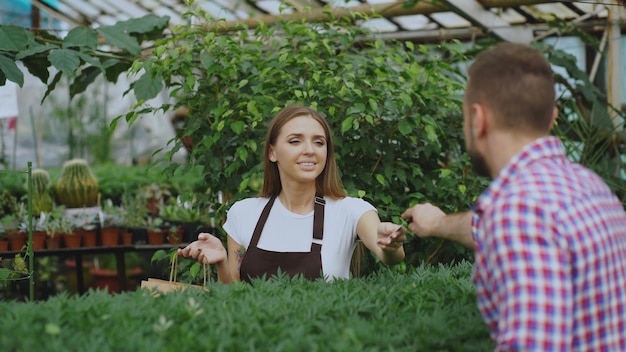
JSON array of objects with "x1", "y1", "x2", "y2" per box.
[{"x1": 235, "y1": 247, "x2": 245, "y2": 271}]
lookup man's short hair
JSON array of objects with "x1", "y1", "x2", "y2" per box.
[{"x1": 466, "y1": 43, "x2": 556, "y2": 132}]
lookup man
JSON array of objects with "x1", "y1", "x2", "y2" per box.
[{"x1": 402, "y1": 43, "x2": 626, "y2": 351}]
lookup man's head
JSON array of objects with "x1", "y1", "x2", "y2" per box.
[{"x1": 463, "y1": 43, "x2": 557, "y2": 177}]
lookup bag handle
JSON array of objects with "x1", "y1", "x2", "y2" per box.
[{"x1": 170, "y1": 252, "x2": 209, "y2": 286}]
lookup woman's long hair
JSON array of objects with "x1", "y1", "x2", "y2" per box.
[{"x1": 260, "y1": 105, "x2": 346, "y2": 199}]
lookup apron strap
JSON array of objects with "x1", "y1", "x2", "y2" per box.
[
  {"x1": 313, "y1": 194, "x2": 325, "y2": 240},
  {"x1": 249, "y1": 195, "x2": 277, "y2": 248}
]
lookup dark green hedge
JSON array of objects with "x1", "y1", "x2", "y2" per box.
[{"x1": 0, "y1": 261, "x2": 492, "y2": 351}]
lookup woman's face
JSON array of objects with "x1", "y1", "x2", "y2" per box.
[{"x1": 269, "y1": 115, "x2": 328, "y2": 186}]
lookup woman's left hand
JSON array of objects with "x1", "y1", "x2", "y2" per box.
[{"x1": 376, "y1": 222, "x2": 406, "y2": 252}]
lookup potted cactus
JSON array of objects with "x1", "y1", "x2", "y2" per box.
[
  {"x1": 28, "y1": 168, "x2": 54, "y2": 215},
  {"x1": 55, "y1": 159, "x2": 99, "y2": 209}
]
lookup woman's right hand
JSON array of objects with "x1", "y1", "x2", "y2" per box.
[{"x1": 178, "y1": 233, "x2": 227, "y2": 265}]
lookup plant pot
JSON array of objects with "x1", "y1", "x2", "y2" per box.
[
  {"x1": 32, "y1": 231, "x2": 46, "y2": 250},
  {"x1": 79, "y1": 229, "x2": 97, "y2": 247},
  {"x1": 166, "y1": 227, "x2": 184, "y2": 244},
  {"x1": 100, "y1": 227, "x2": 119, "y2": 246},
  {"x1": 0, "y1": 239, "x2": 8, "y2": 251},
  {"x1": 121, "y1": 231, "x2": 133, "y2": 245},
  {"x1": 45, "y1": 236, "x2": 61, "y2": 249},
  {"x1": 62, "y1": 233, "x2": 82, "y2": 248},
  {"x1": 147, "y1": 229, "x2": 164, "y2": 245},
  {"x1": 8, "y1": 232, "x2": 27, "y2": 251}
]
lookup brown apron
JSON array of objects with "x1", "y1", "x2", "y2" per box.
[{"x1": 240, "y1": 194, "x2": 325, "y2": 283}]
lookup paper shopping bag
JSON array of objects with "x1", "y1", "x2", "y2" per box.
[{"x1": 141, "y1": 253, "x2": 209, "y2": 296}]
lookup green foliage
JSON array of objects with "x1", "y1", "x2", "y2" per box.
[
  {"x1": 93, "y1": 164, "x2": 166, "y2": 204},
  {"x1": 0, "y1": 190, "x2": 17, "y2": 218},
  {"x1": 120, "y1": 192, "x2": 148, "y2": 228},
  {"x1": 125, "y1": 9, "x2": 486, "y2": 265},
  {"x1": 0, "y1": 172, "x2": 27, "y2": 199},
  {"x1": 0, "y1": 15, "x2": 169, "y2": 100},
  {"x1": 0, "y1": 261, "x2": 493, "y2": 351}
]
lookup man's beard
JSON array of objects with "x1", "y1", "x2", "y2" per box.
[{"x1": 468, "y1": 148, "x2": 490, "y2": 178}]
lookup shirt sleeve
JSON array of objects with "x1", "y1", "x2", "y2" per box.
[
  {"x1": 222, "y1": 200, "x2": 243, "y2": 245},
  {"x1": 345, "y1": 197, "x2": 376, "y2": 233},
  {"x1": 483, "y1": 196, "x2": 574, "y2": 351}
]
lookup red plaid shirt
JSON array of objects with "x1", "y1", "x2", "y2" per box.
[{"x1": 472, "y1": 136, "x2": 626, "y2": 351}]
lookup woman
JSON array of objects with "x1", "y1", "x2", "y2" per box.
[{"x1": 178, "y1": 104, "x2": 406, "y2": 283}]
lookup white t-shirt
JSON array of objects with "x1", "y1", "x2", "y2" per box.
[{"x1": 222, "y1": 196, "x2": 376, "y2": 280}]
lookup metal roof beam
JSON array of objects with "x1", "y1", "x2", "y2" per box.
[
  {"x1": 440, "y1": 0, "x2": 533, "y2": 43},
  {"x1": 203, "y1": 0, "x2": 558, "y2": 32},
  {"x1": 29, "y1": 0, "x2": 84, "y2": 27},
  {"x1": 374, "y1": 19, "x2": 613, "y2": 43},
  {"x1": 607, "y1": 2, "x2": 625, "y2": 127}
]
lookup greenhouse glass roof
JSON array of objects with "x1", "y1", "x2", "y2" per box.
[{"x1": 2, "y1": 1, "x2": 623, "y2": 44}]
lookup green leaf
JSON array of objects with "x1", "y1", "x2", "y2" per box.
[
  {"x1": 375, "y1": 174, "x2": 385, "y2": 186},
  {"x1": 230, "y1": 121, "x2": 245, "y2": 135},
  {"x1": 236, "y1": 147, "x2": 249, "y2": 162},
  {"x1": 246, "y1": 100, "x2": 258, "y2": 115},
  {"x1": 368, "y1": 98, "x2": 378, "y2": 111},
  {"x1": 77, "y1": 52, "x2": 104, "y2": 70},
  {"x1": 48, "y1": 49, "x2": 80, "y2": 75},
  {"x1": 97, "y1": 27, "x2": 141, "y2": 56},
  {"x1": 398, "y1": 119, "x2": 412, "y2": 136},
  {"x1": 70, "y1": 66, "x2": 102, "y2": 98},
  {"x1": 41, "y1": 71, "x2": 62, "y2": 103},
  {"x1": 15, "y1": 43, "x2": 59, "y2": 60},
  {"x1": 150, "y1": 249, "x2": 168, "y2": 263},
  {"x1": 0, "y1": 54, "x2": 24, "y2": 87},
  {"x1": 133, "y1": 72, "x2": 163, "y2": 101},
  {"x1": 189, "y1": 262, "x2": 201, "y2": 277},
  {"x1": 425, "y1": 124, "x2": 438, "y2": 143},
  {"x1": 0, "y1": 25, "x2": 30, "y2": 51},
  {"x1": 21, "y1": 56, "x2": 50, "y2": 83},
  {"x1": 63, "y1": 27, "x2": 98, "y2": 50},
  {"x1": 103, "y1": 60, "x2": 132, "y2": 83},
  {"x1": 346, "y1": 103, "x2": 365, "y2": 115},
  {"x1": 341, "y1": 116, "x2": 354, "y2": 133},
  {"x1": 114, "y1": 15, "x2": 170, "y2": 36}
]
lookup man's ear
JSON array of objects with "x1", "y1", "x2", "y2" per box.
[{"x1": 470, "y1": 103, "x2": 488, "y2": 139}]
